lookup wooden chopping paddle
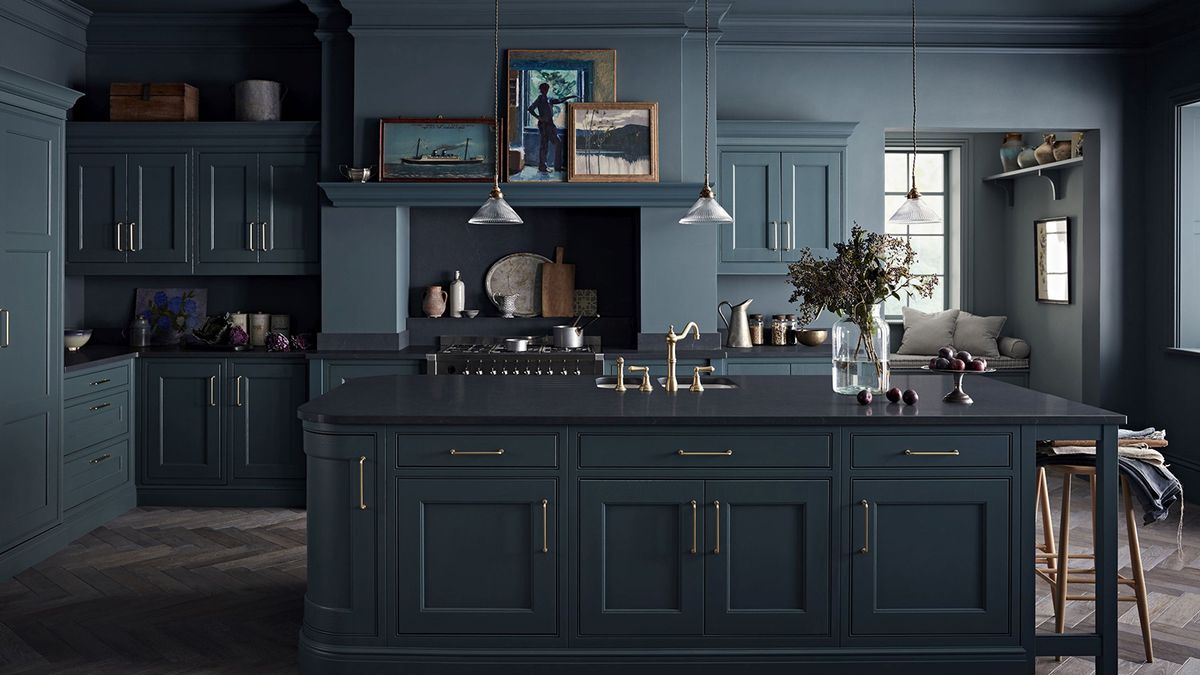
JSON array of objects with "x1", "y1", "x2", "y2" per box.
[{"x1": 541, "y1": 245, "x2": 576, "y2": 318}]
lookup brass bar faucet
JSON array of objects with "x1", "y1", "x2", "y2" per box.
[
  {"x1": 614, "y1": 356, "x2": 627, "y2": 393},
  {"x1": 664, "y1": 322, "x2": 701, "y2": 393}
]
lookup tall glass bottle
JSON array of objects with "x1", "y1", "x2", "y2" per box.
[{"x1": 831, "y1": 303, "x2": 890, "y2": 394}]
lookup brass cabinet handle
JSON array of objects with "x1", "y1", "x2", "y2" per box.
[
  {"x1": 115, "y1": 222, "x2": 124, "y2": 252},
  {"x1": 358, "y1": 456, "x2": 367, "y2": 510},
  {"x1": 235, "y1": 375, "x2": 244, "y2": 407},
  {"x1": 89, "y1": 453, "x2": 112, "y2": 464},
  {"x1": 713, "y1": 500, "x2": 721, "y2": 555},
  {"x1": 88, "y1": 402, "x2": 111, "y2": 412},
  {"x1": 208, "y1": 375, "x2": 216, "y2": 407},
  {"x1": 1, "y1": 308, "x2": 9, "y2": 348},
  {"x1": 541, "y1": 499, "x2": 549, "y2": 554},
  {"x1": 677, "y1": 449, "x2": 733, "y2": 457},
  {"x1": 247, "y1": 222, "x2": 257, "y2": 251},
  {"x1": 859, "y1": 500, "x2": 870, "y2": 554},
  {"x1": 449, "y1": 448, "x2": 505, "y2": 456},
  {"x1": 89, "y1": 378, "x2": 111, "y2": 386},
  {"x1": 689, "y1": 500, "x2": 698, "y2": 554},
  {"x1": 904, "y1": 449, "x2": 960, "y2": 457},
  {"x1": 129, "y1": 221, "x2": 138, "y2": 252}
]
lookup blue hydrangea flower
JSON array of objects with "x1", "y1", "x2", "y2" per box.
[
  {"x1": 183, "y1": 299, "x2": 197, "y2": 315},
  {"x1": 156, "y1": 316, "x2": 171, "y2": 331},
  {"x1": 153, "y1": 291, "x2": 168, "y2": 309},
  {"x1": 167, "y1": 296, "x2": 182, "y2": 314}
]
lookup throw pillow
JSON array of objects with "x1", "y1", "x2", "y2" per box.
[
  {"x1": 954, "y1": 311, "x2": 1007, "y2": 358},
  {"x1": 897, "y1": 307, "x2": 960, "y2": 355}
]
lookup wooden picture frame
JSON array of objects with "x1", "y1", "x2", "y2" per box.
[
  {"x1": 566, "y1": 102, "x2": 659, "y2": 183},
  {"x1": 378, "y1": 117, "x2": 496, "y2": 183},
  {"x1": 1035, "y1": 217, "x2": 1071, "y2": 304}
]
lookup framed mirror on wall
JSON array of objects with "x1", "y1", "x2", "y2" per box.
[{"x1": 1035, "y1": 217, "x2": 1071, "y2": 304}]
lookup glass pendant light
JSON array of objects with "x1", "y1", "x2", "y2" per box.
[
  {"x1": 679, "y1": 0, "x2": 732, "y2": 225},
  {"x1": 469, "y1": 0, "x2": 523, "y2": 225},
  {"x1": 889, "y1": 0, "x2": 940, "y2": 225}
]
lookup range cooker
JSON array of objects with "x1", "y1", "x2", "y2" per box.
[{"x1": 426, "y1": 336, "x2": 605, "y2": 376}]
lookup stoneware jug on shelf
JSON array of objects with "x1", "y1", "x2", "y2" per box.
[
  {"x1": 448, "y1": 271, "x2": 465, "y2": 318},
  {"x1": 718, "y1": 298, "x2": 754, "y2": 348},
  {"x1": 423, "y1": 285, "x2": 448, "y2": 318}
]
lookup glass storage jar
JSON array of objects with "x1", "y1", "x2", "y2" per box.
[
  {"x1": 770, "y1": 314, "x2": 790, "y2": 346},
  {"x1": 748, "y1": 314, "x2": 764, "y2": 345},
  {"x1": 786, "y1": 314, "x2": 801, "y2": 344},
  {"x1": 831, "y1": 303, "x2": 890, "y2": 394}
]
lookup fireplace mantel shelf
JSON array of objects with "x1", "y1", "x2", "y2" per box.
[{"x1": 319, "y1": 181, "x2": 706, "y2": 208}]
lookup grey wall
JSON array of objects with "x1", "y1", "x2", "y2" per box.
[{"x1": 0, "y1": 0, "x2": 88, "y2": 88}]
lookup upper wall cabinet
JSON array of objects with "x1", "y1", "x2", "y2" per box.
[
  {"x1": 66, "y1": 122, "x2": 320, "y2": 276},
  {"x1": 716, "y1": 121, "x2": 855, "y2": 274}
]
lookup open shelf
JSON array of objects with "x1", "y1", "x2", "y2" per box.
[
  {"x1": 982, "y1": 156, "x2": 1083, "y2": 205},
  {"x1": 320, "y1": 181, "x2": 703, "y2": 208}
]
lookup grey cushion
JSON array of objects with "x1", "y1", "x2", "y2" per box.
[
  {"x1": 998, "y1": 336, "x2": 1031, "y2": 359},
  {"x1": 954, "y1": 311, "x2": 1007, "y2": 358},
  {"x1": 897, "y1": 307, "x2": 959, "y2": 355}
]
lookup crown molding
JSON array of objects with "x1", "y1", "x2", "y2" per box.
[
  {"x1": 86, "y1": 10, "x2": 317, "y2": 51},
  {"x1": 0, "y1": 0, "x2": 90, "y2": 53},
  {"x1": 717, "y1": 120, "x2": 858, "y2": 147},
  {"x1": 0, "y1": 64, "x2": 84, "y2": 118},
  {"x1": 341, "y1": 0, "x2": 695, "y2": 30}
]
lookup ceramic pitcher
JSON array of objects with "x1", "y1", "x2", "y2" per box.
[
  {"x1": 493, "y1": 293, "x2": 519, "y2": 319},
  {"x1": 423, "y1": 285, "x2": 448, "y2": 318},
  {"x1": 718, "y1": 298, "x2": 754, "y2": 348}
]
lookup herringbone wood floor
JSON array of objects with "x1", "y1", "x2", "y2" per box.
[{"x1": 0, "y1": 469, "x2": 1195, "y2": 675}]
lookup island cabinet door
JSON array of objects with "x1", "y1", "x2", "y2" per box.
[
  {"x1": 393, "y1": 479, "x2": 558, "y2": 635},
  {"x1": 704, "y1": 480, "x2": 831, "y2": 636},
  {"x1": 141, "y1": 360, "x2": 224, "y2": 483},
  {"x1": 228, "y1": 361, "x2": 306, "y2": 481},
  {"x1": 579, "y1": 480, "x2": 705, "y2": 636},
  {"x1": 849, "y1": 479, "x2": 1012, "y2": 638}
]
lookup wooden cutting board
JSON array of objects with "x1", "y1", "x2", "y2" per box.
[{"x1": 541, "y1": 246, "x2": 576, "y2": 318}]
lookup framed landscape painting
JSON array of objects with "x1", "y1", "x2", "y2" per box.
[
  {"x1": 378, "y1": 118, "x2": 495, "y2": 182},
  {"x1": 505, "y1": 49, "x2": 616, "y2": 183},
  {"x1": 567, "y1": 102, "x2": 658, "y2": 182}
]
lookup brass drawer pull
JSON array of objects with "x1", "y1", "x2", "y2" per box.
[
  {"x1": 541, "y1": 499, "x2": 549, "y2": 554},
  {"x1": 713, "y1": 500, "x2": 721, "y2": 555},
  {"x1": 129, "y1": 221, "x2": 138, "y2": 252},
  {"x1": 677, "y1": 449, "x2": 733, "y2": 457},
  {"x1": 235, "y1": 375, "x2": 244, "y2": 407},
  {"x1": 90, "y1": 453, "x2": 112, "y2": 464},
  {"x1": 904, "y1": 449, "x2": 960, "y2": 457},
  {"x1": 358, "y1": 456, "x2": 367, "y2": 510},
  {"x1": 89, "y1": 378, "x2": 111, "y2": 386},
  {"x1": 859, "y1": 500, "x2": 870, "y2": 554},
  {"x1": 1, "y1": 308, "x2": 10, "y2": 348},
  {"x1": 449, "y1": 448, "x2": 505, "y2": 456},
  {"x1": 115, "y1": 222, "x2": 124, "y2": 252},
  {"x1": 208, "y1": 375, "x2": 217, "y2": 407},
  {"x1": 248, "y1": 222, "x2": 257, "y2": 251},
  {"x1": 88, "y1": 402, "x2": 111, "y2": 412},
  {"x1": 689, "y1": 500, "x2": 698, "y2": 554}
]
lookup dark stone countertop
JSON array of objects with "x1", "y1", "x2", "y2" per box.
[
  {"x1": 298, "y1": 373, "x2": 1125, "y2": 426},
  {"x1": 64, "y1": 344, "x2": 308, "y2": 372},
  {"x1": 305, "y1": 346, "x2": 434, "y2": 361},
  {"x1": 64, "y1": 346, "x2": 139, "y2": 373}
]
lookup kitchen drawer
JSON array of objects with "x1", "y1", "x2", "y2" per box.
[
  {"x1": 578, "y1": 432, "x2": 830, "y2": 468},
  {"x1": 64, "y1": 389, "x2": 131, "y2": 455},
  {"x1": 850, "y1": 433, "x2": 1012, "y2": 469},
  {"x1": 64, "y1": 437, "x2": 131, "y2": 510},
  {"x1": 394, "y1": 432, "x2": 558, "y2": 468},
  {"x1": 64, "y1": 361, "x2": 131, "y2": 401}
]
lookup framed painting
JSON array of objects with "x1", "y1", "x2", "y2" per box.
[
  {"x1": 1035, "y1": 217, "x2": 1071, "y2": 304},
  {"x1": 505, "y1": 49, "x2": 616, "y2": 182},
  {"x1": 567, "y1": 102, "x2": 658, "y2": 183},
  {"x1": 378, "y1": 117, "x2": 496, "y2": 182},
  {"x1": 134, "y1": 288, "x2": 208, "y2": 345}
]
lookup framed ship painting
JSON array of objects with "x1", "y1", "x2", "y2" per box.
[
  {"x1": 378, "y1": 117, "x2": 495, "y2": 182},
  {"x1": 505, "y1": 49, "x2": 616, "y2": 183},
  {"x1": 567, "y1": 102, "x2": 658, "y2": 183}
]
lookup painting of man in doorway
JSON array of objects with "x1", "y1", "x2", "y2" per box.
[{"x1": 527, "y1": 82, "x2": 576, "y2": 174}]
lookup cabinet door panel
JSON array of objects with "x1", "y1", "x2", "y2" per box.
[
  {"x1": 141, "y1": 360, "x2": 224, "y2": 483},
  {"x1": 719, "y1": 152, "x2": 780, "y2": 262},
  {"x1": 66, "y1": 153, "x2": 127, "y2": 263},
  {"x1": 705, "y1": 480, "x2": 830, "y2": 636},
  {"x1": 850, "y1": 479, "x2": 1011, "y2": 637},
  {"x1": 781, "y1": 152, "x2": 842, "y2": 260},
  {"x1": 579, "y1": 480, "x2": 704, "y2": 635},
  {"x1": 726, "y1": 362, "x2": 790, "y2": 375},
  {"x1": 229, "y1": 362, "x2": 306, "y2": 480},
  {"x1": 0, "y1": 412, "x2": 58, "y2": 550},
  {"x1": 128, "y1": 153, "x2": 189, "y2": 264},
  {"x1": 196, "y1": 153, "x2": 258, "y2": 265},
  {"x1": 0, "y1": 250, "x2": 52, "y2": 406},
  {"x1": 258, "y1": 152, "x2": 318, "y2": 264},
  {"x1": 394, "y1": 479, "x2": 557, "y2": 635}
]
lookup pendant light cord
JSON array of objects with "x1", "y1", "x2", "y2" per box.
[
  {"x1": 909, "y1": 0, "x2": 918, "y2": 193},
  {"x1": 492, "y1": 0, "x2": 501, "y2": 191},
  {"x1": 704, "y1": 0, "x2": 711, "y2": 187}
]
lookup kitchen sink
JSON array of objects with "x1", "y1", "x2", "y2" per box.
[
  {"x1": 595, "y1": 377, "x2": 637, "y2": 389},
  {"x1": 657, "y1": 376, "x2": 739, "y2": 390}
]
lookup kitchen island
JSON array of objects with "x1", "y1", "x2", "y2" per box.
[{"x1": 297, "y1": 374, "x2": 1125, "y2": 675}]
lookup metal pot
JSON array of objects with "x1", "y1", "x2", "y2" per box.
[
  {"x1": 504, "y1": 337, "x2": 530, "y2": 352},
  {"x1": 552, "y1": 315, "x2": 600, "y2": 349},
  {"x1": 234, "y1": 80, "x2": 286, "y2": 121}
]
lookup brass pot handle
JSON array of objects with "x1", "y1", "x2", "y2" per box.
[
  {"x1": 541, "y1": 499, "x2": 549, "y2": 554},
  {"x1": 689, "y1": 500, "x2": 698, "y2": 554},
  {"x1": 859, "y1": 499, "x2": 870, "y2": 554},
  {"x1": 713, "y1": 500, "x2": 721, "y2": 555},
  {"x1": 904, "y1": 449, "x2": 960, "y2": 457},
  {"x1": 449, "y1": 448, "x2": 505, "y2": 456},
  {"x1": 677, "y1": 449, "x2": 733, "y2": 457},
  {"x1": 358, "y1": 456, "x2": 367, "y2": 510}
]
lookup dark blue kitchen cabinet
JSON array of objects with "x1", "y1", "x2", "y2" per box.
[
  {"x1": 393, "y1": 478, "x2": 558, "y2": 635},
  {"x1": 258, "y1": 152, "x2": 319, "y2": 264},
  {"x1": 310, "y1": 359, "x2": 424, "y2": 397},
  {"x1": 228, "y1": 361, "x2": 307, "y2": 481},
  {"x1": 704, "y1": 480, "x2": 830, "y2": 636},
  {"x1": 850, "y1": 478, "x2": 1012, "y2": 638},
  {"x1": 66, "y1": 152, "x2": 127, "y2": 263},
  {"x1": 197, "y1": 151, "x2": 259, "y2": 266},
  {"x1": 719, "y1": 151, "x2": 779, "y2": 263},
  {"x1": 141, "y1": 359, "x2": 224, "y2": 484},
  {"x1": 579, "y1": 480, "x2": 706, "y2": 636},
  {"x1": 128, "y1": 152, "x2": 189, "y2": 263}
]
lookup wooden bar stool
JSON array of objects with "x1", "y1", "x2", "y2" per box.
[{"x1": 1034, "y1": 465, "x2": 1154, "y2": 662}]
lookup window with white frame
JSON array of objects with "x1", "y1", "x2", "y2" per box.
[{"x1": 884, "y1": 149, "x2": 951, "y2": 318}]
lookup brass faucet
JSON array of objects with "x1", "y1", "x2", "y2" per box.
[
  {"x1": 690, "y1": 365, "x2": 715, "y2": 393},
  {"x1": 614, "y1": 356, "x2": 627, "y2": 393},
  {"x1": 664, "y1": 322, "x2": 701, "y2": 393},
  {"x1": 627, "y1": 365, "x2": 653, "y2": 392}
]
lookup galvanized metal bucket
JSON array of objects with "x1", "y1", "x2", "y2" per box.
[{"x1": 234, "y1": 80, "x2": 286, "y2": 121}]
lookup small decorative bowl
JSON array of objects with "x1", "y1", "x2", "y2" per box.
[
  {"x1": 462, "y1": 309, "x2": 479, "y2": 319},
  {"x1": 795, "y1": 329, "x2": 828, "y2": 347},
  {"x1": 64, "y1": 329, "x2": 93, "y2": 352}
]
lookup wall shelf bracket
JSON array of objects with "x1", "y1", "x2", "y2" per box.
[{"x1": 982, "y1": 156, "x2": 1082, "y2": 207}]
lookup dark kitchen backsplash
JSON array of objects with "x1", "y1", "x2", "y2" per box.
[
  {"x1": 407, "y1": 206, "x2": 640, "y2": 345},
  {"x1": 70, "y1": 275, "x2": 321, "y2": 344}
]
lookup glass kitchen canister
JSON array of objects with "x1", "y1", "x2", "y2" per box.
[
  {"x1": 831, "y1": 303, "x2": 890, "y2": 395},
  {"x1": 748, "y1": 313, "x2": 764, "y2": 345},
  {"x1": 770, "y1": 314, "x2": 790, "y2": 346}
]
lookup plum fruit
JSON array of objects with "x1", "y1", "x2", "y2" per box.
[
  {"x1": 886, "y1": 386, "x2": 902, "y2": 403},
  {"x1": 948, "y1": 358, "x2": 966, "y2": 371},
  {"x1": 955, "y1": 350, "x2": 973, "y2": 363},
  {"x1": 856, "y1": 389, "x2": 873, "y2": 405},
  {"x1": 938, "y1": 346, "x2": 954, "y2": 359},
  {"x1": 934, "y1": 357, "x2": 951, "y2": 370},
  {"x1": 969, "y1": 358, "x2": 988, "y2": 372},
  {"x1": 928, "y1": 357, "x2": 939, "y2": 369},
  {"x1": 902, "y1": 389, "x2": 919, "y2": 405}
]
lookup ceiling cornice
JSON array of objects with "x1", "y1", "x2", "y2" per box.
[
  {"x1": 341, "y1": 0, "x2": 696, "y2": 30},
  {"x1": 86, "y1": 10, "x2": 318, "y2": 50},
  {"x1": 0, "y1": 0, "x2": 90, "y2": 52},
  {"x1": 0, "y1": 64, "x2": 84, "y2": 117}
]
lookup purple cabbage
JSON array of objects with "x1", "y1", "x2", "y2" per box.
[
  {"x1": 228, "y1": 325, "x2": 249, "y2": 346},
  {"x1": 289, "y1": 334, "x2": 312, "y2": 351},
  {"x1": 265, "y1": 331, "x2": 291, "y2": 352}
]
